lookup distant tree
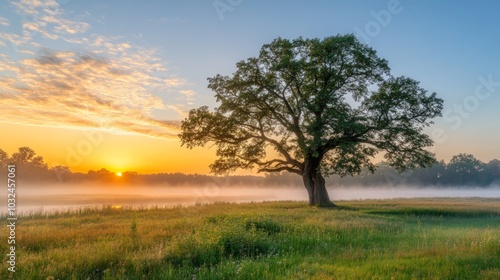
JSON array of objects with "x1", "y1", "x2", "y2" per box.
[
  {"x1": 486, "y1": 159, "x2": 500, "y2": 185},
  {"x1": 179, "y1": 34, "x2": 443, "y2": 206},
  {"x1": 447, "y1": 153, "x2": 486, "y2": 185},
  {"x1": 428, "y1": 160, "x2": 448, "y2": 185},
  {"x1": 51, "y1": 165, "x2": 72, "y2": 174},
  {"x1": 87, "y1": 168, "x2": 115, "y2": 181},
  {"x1": 0, "y1": 149, "x2": 8, "y2": 168},
  {"x1": 50, "y1": 165, "x2": 72, "y2": 181},
  {"x1": 405, "y1": 160, "x2": 447, "y2": 186},
  {"x1": 8, "y1": 147, "x2": 49, "y2": 180},
  {"x1": 96, "y1": 168, "x2": 113, "y2": 176},
  {"x1": 10, "y1": 147, "x2": 47, "y2": 168}
]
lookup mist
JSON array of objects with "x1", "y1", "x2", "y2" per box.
[{"x1": 5, "y1": 183, "x2": 500, "y2": 214}]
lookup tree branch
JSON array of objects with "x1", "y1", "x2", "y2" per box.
[{"x1": 257, "y1": 166, "x2": 302, "y2": 175}]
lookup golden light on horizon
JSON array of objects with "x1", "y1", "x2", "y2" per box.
[
  {"x1": 0, "y1": 122, "x2": 215, "y2": 175},
  {"x1": 116, "y1": 172, "x2": 122, "y2": 177}
]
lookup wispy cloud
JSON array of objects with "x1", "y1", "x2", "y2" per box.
[
  {"x1": 0, "y1": 17, "x2": 9, "y2": 26},
  {"x1": 150, "y1": 17, "x2": 188, "y2": 24},
  {"x1": 8, "y1": 0, "x2": 89, "y2": 44},
  {"x1": 151, "y1": 17, "x2": 168, "y2": 23},
  {"x1": 0, "y1": 0, "x2": 194, "y2": 138},
  {"x1": 164, "y1": 77, "x2": 186, "y2": 88},
  {"x1": 0, "y1": 49, "x2": 180, "y2": 137},
  {"x1": 179, "y1": 89, "x2": 196, "y2": 105}
]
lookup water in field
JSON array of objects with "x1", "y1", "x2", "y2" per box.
[{"x1": 4, "y1": 184, "x2": 500, "y2": 214}]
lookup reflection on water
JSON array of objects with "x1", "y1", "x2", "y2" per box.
[{"x1": 3, "y1": 185, "x2": 500, "y2": 214}]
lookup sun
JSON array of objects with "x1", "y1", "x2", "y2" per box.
[{"x1": 116, "y1": 171, "x2": 122, "y2": 177}]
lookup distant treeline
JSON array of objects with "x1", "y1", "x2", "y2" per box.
[{"x1": 1, "y1": 147, "x2": 499, "y2": 187}]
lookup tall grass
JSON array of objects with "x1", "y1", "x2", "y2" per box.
[{"x1": 1, "y1": 198, "x2": 499, "y2": 279}]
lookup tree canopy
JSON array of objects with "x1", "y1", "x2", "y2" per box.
[
  {"x1": 10, "y1": 146, "x2": 47, "y2": 168},
  {"x1": 179, "y1": 34, "x2": 443, "y2": 206}
]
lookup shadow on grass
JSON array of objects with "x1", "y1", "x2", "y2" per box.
[
  {"x1": 316, "y1": 203, "x2": 360, "y2": 212},
  {"x1": 366, "y1": 208, "x2": 500, "y2": 218}
]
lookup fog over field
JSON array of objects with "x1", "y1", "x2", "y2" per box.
[{"x1": 6, "y1": 184, "x2": 500, "y2": 213}]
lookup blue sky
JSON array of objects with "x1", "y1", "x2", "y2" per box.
[{"x1": 1, "y1": 0, "x2": 499, "y2": 170}]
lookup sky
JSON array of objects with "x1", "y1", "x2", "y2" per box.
[{"x1": 0, "y1": 0, "x2": 499, "y2": 174}]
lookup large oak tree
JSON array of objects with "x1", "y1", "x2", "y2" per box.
[{"x1": 179, "y1": 34, "x2": 443, "y2": 206}]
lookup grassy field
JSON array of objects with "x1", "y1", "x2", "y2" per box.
[{"x1": 1, "y1": 198, "x2": 500, "y2": 279}]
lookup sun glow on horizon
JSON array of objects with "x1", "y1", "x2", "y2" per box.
[{"x1": 116, "y1": 172, "x2": 122, "y2": 177}]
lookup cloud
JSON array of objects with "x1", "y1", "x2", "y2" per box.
[
  {"x1": 0, "y1": 0, "x2": 187, "y2": 138},
  {"x1": 0, "y1": 50, "x2": 181, "y2": 137},
  {"x1": 0, "y1": 1, "x2": 90, "y2": 56},
  {"x1": 174, "y1": 18, "x2": 189, "y2": 23},
  {"x1": 150, "y1": 17, "x2": 188, "y2": 24},
  {"x1": 0, "y1": 17, "x2": 9, "y2": 26},
  {"x1": 164, "y1": 77, "x2": 186, "y2": 88},
  {"x1": 152, "y1": 17, "x2": 168, "y2": 23},
  {"x1": 7, "y1": 0, "x2": 89, "y2": 44},
  {"x1": 179, "y1": 89, "x2": 196, "y2": 103},
  {"x1": 179, "y1": 89, "x2": 196, "y2": 97}
]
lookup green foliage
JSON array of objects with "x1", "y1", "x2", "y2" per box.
[
  {"x1": 1, "y1": 199, "x2": 499, "y2": 279},
  {"x1": 180, "y1": 34, "x2": 443, "y2": 178}
]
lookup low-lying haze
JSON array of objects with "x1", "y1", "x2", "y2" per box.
[{"x1": 5, "y1": 184, "x2": 500, "y2": 214}]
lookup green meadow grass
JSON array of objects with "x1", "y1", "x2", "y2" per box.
[{"x1": 1, "y1": 198, "x2": 500, "y2": 279}]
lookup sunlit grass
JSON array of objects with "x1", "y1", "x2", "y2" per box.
[{"x1": 1, "y1": 198, "x2": 499, "y2": 279}]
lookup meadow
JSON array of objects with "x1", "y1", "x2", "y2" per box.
[{"x1": 1, "y1": 198, "x2": 500, "y2": 279}]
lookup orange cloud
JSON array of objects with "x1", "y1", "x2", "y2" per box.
[
  {"x1": 0, "y1": 49, "x2": 181, "y2": 137},
  {"x1": 0, "y1": 0, "x2": 197, "y2": 138}
]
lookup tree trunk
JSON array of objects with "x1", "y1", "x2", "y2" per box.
[
  {"x1": 302, "y1": 173, "x2": 315, "y2": 205},
  {"x1": 313, "y1": 173, "x2": 333, "y2": 207},
  {"x1": 302, "y1": 158, "x2": 334, "y2": 207}
]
